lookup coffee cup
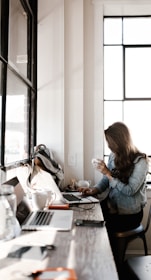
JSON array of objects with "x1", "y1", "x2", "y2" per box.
[
  {"x1": 45, "y1": 190, "x2": 56, "y2": 207},
  {"x1": 76, "y1": 180, "x2": 91, "y2": 188},
  {"x1": 32, "y1": 190, "x2": 56, "y2": 210},
  {"x1": 92, "y1": 158, "x2": 101, "y2": 168}
]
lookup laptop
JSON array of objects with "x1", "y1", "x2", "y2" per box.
[
  {"x1": 21, "y1": 209, "x2": 73, "y2": 231},
  {"x1": 46, "y1": 177, "x2": 99, "y2": 205},
  {"x1": 2, "y1": 176, "x2": 73, "y2": 232},
  {"x1": 61, "y1": 192, "x2": 99, "y2": 205},
  {"x1": 32, "y1": 170, "x2": 100, "y2": 205}
]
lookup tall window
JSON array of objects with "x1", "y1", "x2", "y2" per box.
[
  {"x1": 104, "y1": 17, "x2": 151, "y2": 154},
  {"x1": 0, "y1": 0, "x2": 37, "y2": 168}
]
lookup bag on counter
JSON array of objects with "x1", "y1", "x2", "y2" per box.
[{"x1": 32, "y1": 144, "x2": 64, "y2": 189}]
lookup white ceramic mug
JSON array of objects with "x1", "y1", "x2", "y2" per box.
[
  {"x1": 32, "y1": 190, "x2": 56, "y2": 210},
  {"x1": 45, "y1": 190, "x2": 56, "y2": 207},
  {"x1": 91, "y1": 158, "x2": 102, "y2": 169},
  {"x1": 76, "y1": 180, "x2": 91, "y2": 188}
]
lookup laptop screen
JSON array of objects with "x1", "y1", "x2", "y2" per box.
[
  {"x1": 2, "y1": 176, "x2": 31, "y2": 225},
  {"x1": 2, "y1": 177, "x2": 25, "y2": 205}
]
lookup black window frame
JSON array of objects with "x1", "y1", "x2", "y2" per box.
[{"x1": 0, "y1": 0, "x2": 37, "y2": 170}]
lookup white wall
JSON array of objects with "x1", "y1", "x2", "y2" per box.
[
  {"x1": 37, "y1": 0, "x2": 151, "y2": 188},
  {"x1": 37, "y1": 0, "x2": 104, "y2": 186}
]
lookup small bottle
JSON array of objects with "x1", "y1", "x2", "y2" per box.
[
  {"x1": 1, "y1": 185, "x2": 17, "y2": 216},
  {"x1": 0, "y1": 185, "x2": 17, "y2": 242},
  {"x1": 0, "y1": 196, "x2": 8, "y2": 242}
]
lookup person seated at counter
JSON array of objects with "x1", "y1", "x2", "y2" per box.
[{"x1": 78, "y1": 122, "x2": 149, "y2": 272}]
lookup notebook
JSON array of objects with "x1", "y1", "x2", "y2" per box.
[{"x1": 21, "y1": 209, "x2": 73, "y2": 231}]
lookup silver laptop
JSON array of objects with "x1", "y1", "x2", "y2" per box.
[
  {"x1": 3, "y1": 177, "x2": 73, "y2": 232},
  {"x1": 61, "y1": 192, "x2": 99, "y2": 205},
  {"x1": 52, "y1": 185, "x2": 99, "y2": 205},
  {"x1": 45, "y1": 177, "x2": 99, "y2": 205},
  {"x1": 21, "y1": 209, "x2": 73, "y2": 231}
]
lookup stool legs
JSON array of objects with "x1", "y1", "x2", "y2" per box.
[{"x1": 141, "y1": 234, "x2": 148, "y2": 255}]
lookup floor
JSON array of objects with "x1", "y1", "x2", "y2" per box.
[{"x1": 119, "y1": 254, "x2": 143, "y2": 280}]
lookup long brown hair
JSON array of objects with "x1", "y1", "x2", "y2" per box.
[{"x1": 104, "y1": 122, "x2": 147, "y2": 183}]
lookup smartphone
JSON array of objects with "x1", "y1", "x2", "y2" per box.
[
  {"x1": 32, "y1": 268, "x2": 77, "y2": 280},
  {"x1": 7, "y1": 245, "x2": 48, "y2": 260},
  {"x1": 75, "y1": 219, "x2": 105, "y2": 227}
]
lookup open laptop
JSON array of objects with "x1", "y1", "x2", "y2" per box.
[
  {"x1": 21, "y1": 209, "x2": 73, "y2": 231},
  {"x1": 2, "y1": 177, "x2": 73, "y2": 232},
  {"x1": 45, "y1": 176, "x2": 99, "y2": 205},
  {"x1": 30, "y1": 170, "x2": 100, "y2": 205},
  {"x1": 61, "y1": 192, "x2": 99, "y2": 204}
]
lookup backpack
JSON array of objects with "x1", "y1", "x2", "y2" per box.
[{"x1": 33, "y1": 144, "x2": 64, "y2": 189}]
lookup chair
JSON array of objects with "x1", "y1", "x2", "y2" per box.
[
  {"x1": 123, "y1": 204, "x2": 151, "y2": 280},
  {"x1": 114, "y1": 204, "x2": 151, "y2": 265}
]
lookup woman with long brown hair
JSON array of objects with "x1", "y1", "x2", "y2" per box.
[{"x1": 79, "y1": 122, "x2": 149, "y2": 275}]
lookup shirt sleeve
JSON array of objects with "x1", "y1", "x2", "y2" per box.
[
  {"x1": 109, "y1": 158, "x2": 148, "y2": 196},
  {"x1": 95, "y1": 175, "x2": 110, "y2": 193}
]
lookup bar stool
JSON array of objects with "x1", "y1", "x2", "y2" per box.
[
  {"x1": 123, "y1": 204, "x2": 151, "y2": 279},
  {"x1": 114, "y1": 204, "x2": 151, "y2": 265}
]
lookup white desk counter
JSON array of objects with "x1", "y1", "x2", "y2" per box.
[{"x1": 0, "y1": 203, "x2": 119, "y2": 280}]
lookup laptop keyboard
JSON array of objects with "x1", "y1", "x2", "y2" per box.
[
  {"x1": 63, "y1": 193, "x2": 81, "y2": 201},
  {"x1": 29, "y1": 211, "x2": 53, "y2": 226}
]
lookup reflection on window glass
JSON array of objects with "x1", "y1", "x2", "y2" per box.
[
  {"x1": 125, "y1": 47, "x2": 151, "y2": 98},
  {"x1": 8, "y1": 0, "x2": 28, "y2": 77},
  {"x1": 104, "y1": 46, "x2": 123, "y2": 100},
  {"x1": 104, "y1": 18, "x2": 122, "y2": 45},
  {"x1": 123, "y1": 17, "x2": 151, "y2": 45},
  {"x1": 5, "y1": 69, "x2": 28, "y2": 164}
]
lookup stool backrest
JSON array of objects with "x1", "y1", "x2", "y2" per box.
[{"x1": 144, "y1": 204, "x2": 151, "y2": 234}]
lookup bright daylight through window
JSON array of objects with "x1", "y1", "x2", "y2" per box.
[
  {"x1": 103, "y1": 17, "x2": 151, "y2": 180},
  {"x1": 104, "y1": 17, "x2": 151, "y2": 180}
]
